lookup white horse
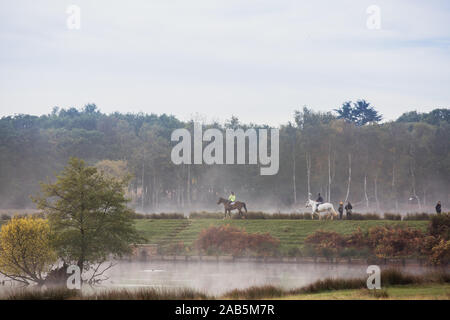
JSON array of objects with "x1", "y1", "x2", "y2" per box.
[{"x1": 305, "y1": 199, "x2": 338, "y2": 220}]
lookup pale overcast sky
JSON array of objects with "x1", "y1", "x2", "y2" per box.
[{"x1": 1, "y1": 0, "x2": 449, "y2": 125}]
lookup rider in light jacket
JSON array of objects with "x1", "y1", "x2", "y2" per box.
[{"x1": 228, "y1": 192, "x2": 236, "y2": 205}]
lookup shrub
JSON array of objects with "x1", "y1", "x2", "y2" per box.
[
  {"x1": 384, "y1": 213, "x2": 402, "y2": 220},
  {"x1": 297, "y1": 278, "x2": 365, "y2": 294},
  {"x1": 364, "y1": 213, "x2": 381, "y2": 220},
  {"x1": 381, "y1": 268, "x2": 422, "y2": 285},
  {"x1": 0, "y1": 216, "x2": 57, "y2": 286},
  {"x1": 404, "y1": 213, "x2": 430, "y2": 221},
  {"x1": 223, "y1": 285, "x2": 284, "y2": 299},
  {"x1": 233, "y1": 211, "x2": 266, "y2": 219},
  {"x1": 167, "y1": 241, "x2": 187, "y2": 255},
  {"x1": 345, "y1": 227, "x2": 369, "y2": 248},
  {"x1": 195, "y1": 225, "x2": 280, "y2": 257},
  {"x1": 368, "y1": 289, "x2": 389, "y2": 298},
  {"x1": 189, "y1": 212, "x2": 222, "y2": 219},
  {"x1": 429, "y1": 239, "x2": 450, "y2": 266},
  {"x1": 428, "y1": 213, "x2": 450, "y2": 240},
  {"x1": 305, "y1": 230, "x2": 346, "y2": 257},
  {"x1": 368, "y1": 226, "x2": 424, "y2": 259}
]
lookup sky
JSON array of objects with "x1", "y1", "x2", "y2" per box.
[{"x1": 0, "y1": 0, "x2": 449, "y2": 126}]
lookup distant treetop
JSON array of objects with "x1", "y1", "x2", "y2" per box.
[
  {"x1": 396, "y1": 108, "x2": 450, "y2": 125},
  {"x1": 334, "y1": 100, "x2": 382, "y2": 126}
]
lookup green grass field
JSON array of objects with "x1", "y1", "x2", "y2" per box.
[{"x1": 134, "y1": 219, "x2": 428, "y2": 253}]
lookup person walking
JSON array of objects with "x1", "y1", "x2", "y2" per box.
[
  {"x1": 345, "y1": 201, "x2": 353, "y2": 219},
  {"x1": 338, "y1": 201, "x2": 344, "y2": 220},
  {"x1": 435, "y1": 201, "x2": 442, "y2": 214}
]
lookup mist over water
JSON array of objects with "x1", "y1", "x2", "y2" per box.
[{"x1": 100, "y1": 261, "x2": 436, "y2": 295}]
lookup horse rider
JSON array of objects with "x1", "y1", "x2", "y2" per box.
[
  {"x1": 315, "y1": 193, "x2": 324, "y2": 212},
  {"x1": 435, "y1": 201, "x2": 442, "y2": 214},
  {"x1": 338, "y1": 201, "x2": 344, "y2": 220},
  {"x1": 228, "y1": 191, "x2": 236, "y2": 206},
  {"x1": 345, "y1": 201, "x2": 353, "y2": 219}
]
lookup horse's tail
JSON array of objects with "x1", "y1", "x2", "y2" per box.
[
  {"x1": 331, "y1": 206, "x2": 338, "y2": 217},
  {"x1": 243, "y1": 202, "x2": 247, "y2": 213}
]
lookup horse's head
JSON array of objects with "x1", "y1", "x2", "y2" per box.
[
  {"x1": 217, "y1": 197, "x2": 225, "y2": 205},
  {"x1": 305, "y1": 199, "x2": 313, "y2": 208}
]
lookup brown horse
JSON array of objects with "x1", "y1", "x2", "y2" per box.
[{"x1": 217, "y1": 197, "x2": 247, "y2": 219}]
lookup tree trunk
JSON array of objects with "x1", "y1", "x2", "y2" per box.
[
  {"x1": 374, "y1": 175, "x2": 380, "y2": 212},
  {"x1": 292, "y1": 146, "x2": 297, "y2": 204},
  {"x1": 364, "y1": 174, "x2": 369, "y2": 208},
  {"x1": 345, "y1": 153, "x2": 352, "y2": 202},
  {"x1": 306, "y1": 152, "x2": 311, "y2": 199},
  {"x1": 328, "y1": 146, "x2": 331, "y2": 202},
  {"x1": 392, "y1": 160, "x2": 398, "y2": 210},
  {"x1": 187, "y1": 165, "x2": 191, "y2": 206},
  {"x1": 141, "y1": 150, "x2": 145, "y2": 212}
]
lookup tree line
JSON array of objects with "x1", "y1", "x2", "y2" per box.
[{"x1": 0, "y1": 103, "x2": 448, "y2": 212}]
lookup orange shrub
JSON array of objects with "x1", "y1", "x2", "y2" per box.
[{"x1": 195, "y1": 225, "x2": 280, "y2": 257}]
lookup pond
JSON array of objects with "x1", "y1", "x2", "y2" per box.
[{"x1": 98, "y1": 261, "x2": 436, "y2": 295}]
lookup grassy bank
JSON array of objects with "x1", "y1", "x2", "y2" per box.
[
  {"x1": 281, "y1": 284, "x2": 450, "y2": 300},
  {"x1": 134, "y1": 219, "x2": 428, "y2": 254},
  {"x1": 2, "y1": 269, "x2": 449, "y2": 300}
]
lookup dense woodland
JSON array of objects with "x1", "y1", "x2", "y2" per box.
[{"x1": 0, "y1": 103, "x2": 448, "y2": 212}]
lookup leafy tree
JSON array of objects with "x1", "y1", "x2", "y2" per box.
[
  {"x1": 397, "y1": 108, "x2": 450, "y2": 126},
  {"x1": 335, "y1": 100, "x2": 382, "y2": 126},
  {"x1": 32, "y1": 158, "x2": 140, "y2": 283},
  {"x1": 0, "y1": 216, "x2": 56, "y2": 286}
]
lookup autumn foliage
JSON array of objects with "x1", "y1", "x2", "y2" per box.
[
  {"x1": 195, "y1": 225, "x2": 280, "y2": 257},
  {"x1": 0, "y1": 216, "x2": 56, "y2": 285},
  {"x1": 305, "y1": 222, "x2": 450, "y2": 265}
]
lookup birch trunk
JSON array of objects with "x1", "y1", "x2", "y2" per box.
[
  {"x1": 306, "y1": 152, "x2": 311, "y2": 199},
  {"x1": 364, "y1": 175, "x2": 369, "y2": 208},
  {"x1": 344, "y1": 153, "x2": 351, "y2": 202}
]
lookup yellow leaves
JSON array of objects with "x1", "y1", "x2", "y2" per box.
[{"x1": 0, "y1": 216, "x2": 56, "y2": 276}]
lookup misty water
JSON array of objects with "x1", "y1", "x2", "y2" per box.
[{"x1": 98, "y1": 261, "x2": 436, "y2": 295}]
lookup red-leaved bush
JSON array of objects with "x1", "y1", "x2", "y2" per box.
[
  {"x1": 305, "y1": 224, "x2": 449, "y2": 265},
  {"x1": 195, "y1": 224, "x2": 280, "y2": 257}
]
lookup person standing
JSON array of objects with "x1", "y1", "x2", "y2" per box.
[
  {"x1": 338, "y1": 201, "x2": 344, "y2": 220},
  {"x1": 435, "y1": 201, "x2": 442, "y2": 214},
  {"x1": 345, "y1": 201, "x2": 353, "y2": 219}
]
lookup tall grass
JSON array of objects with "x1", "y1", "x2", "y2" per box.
[
  {"x1": 87, "y1": 287, "x2": 210, "y2": 300},
  {"x1": 3, "y1": 269, "x2": 449, "y2": 300}
]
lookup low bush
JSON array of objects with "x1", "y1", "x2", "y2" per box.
[
  {"x1": 384, "y1": 213, "x2": 402, "y2": 220},
  {"x1": 195, "y1": 225, "x2": 280, "y2": 257},
  {"x1": 189, "y1": 212, "x2": 222, "y2": 219},
  {"x1": 349, "y1": 213, "x2": 381, "y2": 220},
  {"x1": 223, "y1": 285, "x2": 284, "y2": 299},
  {"x1": 88, "y1": 287, "x2": 210, "y2": 300},
  {"x1": 296, "y1": 278, "x2": 366, "y2": 294},
  {"x1": 428, "y1": 213, "x2": 450, "y2": 240},
  {"x1": 381, "y1": 268, "x2": 424, "y2": 285},
  {"x1": 403, "y1": 213, "x2": 431, "y2": 221}
]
